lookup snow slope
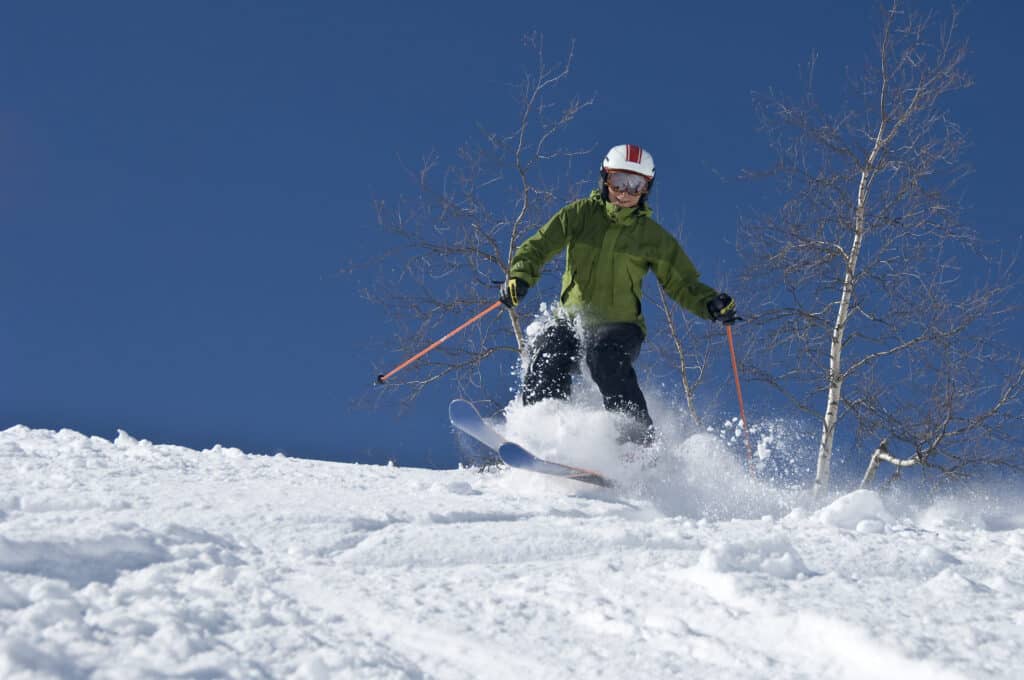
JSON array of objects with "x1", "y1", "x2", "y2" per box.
[{"x1": 1, "y1": 424, "x2": 1022, "y2": 679}]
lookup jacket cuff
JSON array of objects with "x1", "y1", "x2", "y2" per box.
[{"x1": 509, "y1": 270, "x2": 536, "y2": 286}]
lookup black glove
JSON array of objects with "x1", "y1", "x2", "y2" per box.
[
  {"x1": 707, "y1": 293, "x2": 738, "y2": 324},
  {"x1": 499, "y1": 278, "x2": 529, "y2": 308}
]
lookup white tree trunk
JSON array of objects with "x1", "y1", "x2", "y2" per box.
[
  {"x1": 814, "y1": 148, "x2": 878, "y2": 497},
  {"x1": 860, "y1": 439, "x2": 920, "y2": 488},
  {"x1": 813, "y1": 195, "x2": 865, "y2": 495}
]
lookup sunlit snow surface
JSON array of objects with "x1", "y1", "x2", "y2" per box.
[{"x1": 2, "y1": 424, "x2": 1023, "y2": 679}]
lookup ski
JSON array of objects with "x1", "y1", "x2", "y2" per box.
[
  {"x1": 449, "y1": 399, "x2": 613, "y2": 488},
  {"x1": 497, "y1": 442, "x2": 614, "y2": 488},
  {"x1": 448, "y1": 399, "x2": 506, "y2": 452}
]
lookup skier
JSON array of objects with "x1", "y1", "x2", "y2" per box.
[{"x1": 499, "y1": 144, "x2": 737, "y2": 445}]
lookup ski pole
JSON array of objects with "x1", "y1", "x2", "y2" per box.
[
  {"x1": 725, "y1": 324, "x2": 755, "y2": 470},
  {"x1": 376, "y1": 300, "x2": 505, "y2": 384}
]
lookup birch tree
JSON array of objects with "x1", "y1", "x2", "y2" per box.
[{"x1": 740, "y1": 2, "x2": 1023, "y2": 496}]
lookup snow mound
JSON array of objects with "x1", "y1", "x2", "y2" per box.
[
  {"x1": 816, "y1": 489, "x2": 893, "y2": 531},
  {"x1": 698, "y1": 535, "x2": 810, "y2": 579},
  {"x1": 925, "y1": 568, "x2": 992, "y2": 596},
  {"x1": 0, "y1": 532, "x2": 171, "y2": 588}
]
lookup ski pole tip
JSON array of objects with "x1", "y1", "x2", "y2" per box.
[{"x1": 375, "y1": 374, "x2": 386, "y2": 385}]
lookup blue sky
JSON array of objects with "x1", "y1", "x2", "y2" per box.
[{"x1": 3, "y1": 2, "x2": 1022, "y2": 468}]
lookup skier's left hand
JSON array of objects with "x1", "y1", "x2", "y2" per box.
[
  {"x1": 499, "y1": 278, "x2": 529, "y2": 308},
  {"x1": 708, "y1": 293, "x2": 738, "y2": 324}
]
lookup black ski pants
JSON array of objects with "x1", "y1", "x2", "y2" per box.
[{"x1": 522, "y1": 320, "x2": 654, "y2": 433}]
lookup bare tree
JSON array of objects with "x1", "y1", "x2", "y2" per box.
[
  {"x1": 648, "y1": 286, "x2": 708, "y2": 424},
  {"x1": 641, "y1": 263, "x2": 722, "y2": 427},
  {"x1": 740, "y1": 2, "x2": 1023, "y2": 496},
  {"x1": 367, "y1": 35, "x2": 594, "y2": 411}
]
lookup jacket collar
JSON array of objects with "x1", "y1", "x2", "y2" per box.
[{"x1": 589, "y1": 189, "x2": 651, "y2": 225}]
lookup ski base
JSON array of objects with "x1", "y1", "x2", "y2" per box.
[
  {"x1": 498, "y1": 442, "x2": 614, "y2": 488},
  {"x1": 449, "y1": 399, "x2": 613, "y2": 488},
  {"x1": 448, "y1": 399, "x2": 505, "y2": 451}
]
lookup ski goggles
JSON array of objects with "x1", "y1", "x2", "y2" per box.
[{"x1": 606, "y1": 172, "x2": 649, "y2": 195}]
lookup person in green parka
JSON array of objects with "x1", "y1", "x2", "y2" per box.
[{"x1": 499, "y1": 144, "x2": 737, "y2": 445}]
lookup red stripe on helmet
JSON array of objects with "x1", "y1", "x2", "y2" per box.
[{"x1": 626, "y1": 144, "x2": 643, "y2": 164}]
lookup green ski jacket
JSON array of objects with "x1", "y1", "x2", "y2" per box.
[{"x1": 508, "y1": 190, "x2": 719, "y2": 334}]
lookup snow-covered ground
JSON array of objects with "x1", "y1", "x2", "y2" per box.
[{"x1": 2, "y1": 419, "x2": 1023, "y2": 679}]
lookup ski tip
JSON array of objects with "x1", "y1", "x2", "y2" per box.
[{"x1": 448, "y1": 398, "x2": 479, "y2": 424}]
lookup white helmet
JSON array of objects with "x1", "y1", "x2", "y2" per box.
[{"x1": 602, "y1": 144, "x2": 655, "y2": 179}]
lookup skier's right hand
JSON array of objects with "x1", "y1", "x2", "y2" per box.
[{"x1": 499, "y1": 278, "x2": 529, "y2": 308}]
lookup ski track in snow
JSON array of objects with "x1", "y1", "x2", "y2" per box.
[{"x1": 1, "y1": 425, "x2": 1022, "y2": 679}]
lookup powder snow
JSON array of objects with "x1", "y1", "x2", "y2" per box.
[{"x1": 1, "y1": 423, "x2": 1022, "y2": 679}]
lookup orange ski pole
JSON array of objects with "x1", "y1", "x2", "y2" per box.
[
  {"x1": 376, "y1": 300, "x2": 504, "y2": 384},
  {"x1": 726, "y1": 324, "x2": 755, "y2": 471}
]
